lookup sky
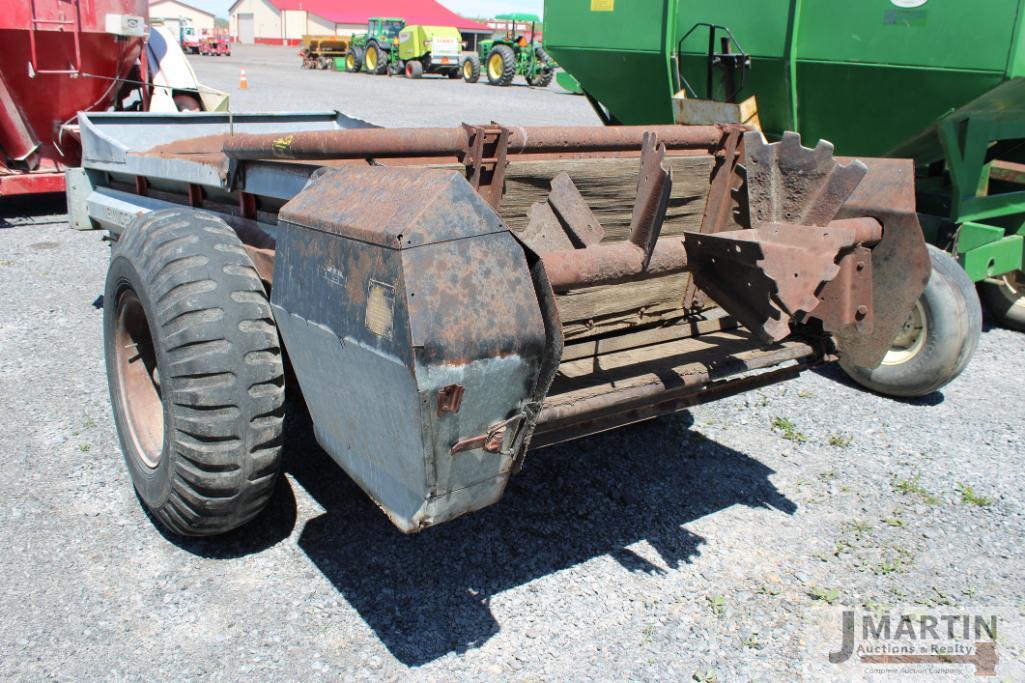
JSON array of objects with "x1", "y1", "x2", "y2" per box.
[{"x1": 173, "y1": 0, "x2": 543, "y2": 20}]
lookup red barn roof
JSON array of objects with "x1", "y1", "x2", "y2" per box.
[{"x1": 239, "y1": 0, "x2": 492, "y2": 32}]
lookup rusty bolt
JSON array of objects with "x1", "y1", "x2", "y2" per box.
[
  {"x1": 855, "y1": 305, "x2": 869, "y2": 320},
  {"x1": 856, "y1": 261, "x2": 866, "y2": 273}
]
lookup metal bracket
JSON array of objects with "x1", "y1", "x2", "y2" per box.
[
  {"x1": 628, "y1": 132, "x2": 673, "y2": 269},
  {"x1": 461, "y1": 123, "x2": 509, "y2": 210},
  {"x1": 744, "y1": 130, "x2": 868, "y2": 228},
  {"x1": 450, "y1": 414, "x2": 522, "y2": 455}
]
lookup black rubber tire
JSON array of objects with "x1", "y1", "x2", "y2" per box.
[
  {"x1": 978, "y1": 271, "x2": 1025, "y2": 331},
  {"x1": 366, "y1": 41, "x2": 388, "y2": 75},
  {"x1": 104, "y1": 209, "x2": 285, "y2": 536},
  {"x1": 405, "y1": 60, "x2": 423, "y2": 79},
  {"x1": 346, "y1": 47, "x2": 363, "y2": 73},
  {"x1": 447, "y1": 67, "x2": 461, "y2": 79},
  {"x1": 462, "y1": 53, "x2": 481, "y2": 83},
  {"x1": 388, "y1": 59, "x2": 404, "y2": 76},
  {"x1": 840, "y1": 244, "x2": 982, "y2": 398},
  {"x1": 486, "y1": 44, "x2": 517, "y2": 86},
  {"x1": 527, "y1": 69, "x2": 553, "y2": 87}
]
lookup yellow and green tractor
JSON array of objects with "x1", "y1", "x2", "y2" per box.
[
  {"x1": 345, "y1": 17, "x2": 405, "y2": 74},
  {"x1": 464, "y1": 13, "x2": 554, "y2": 87},
  {"x1": 395, "y1": 25, "x2": 464, "y2": 79}
]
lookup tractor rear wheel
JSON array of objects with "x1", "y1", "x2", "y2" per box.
[
  {"x1": 840, "y1": 244, "x2": 981, "y2": 398},
  {"x1": 365, "y1": 42, "x2": 388, "y2": 75},
  {"x1": 345, "y1": 48, "x2": 363, "y2": 73},
  {"x1": 486, "y1": 45, "x2": 516, "y2": 86},
  {"x1": 405, "y1": 60, "x2": 424, "y2": 79},
  {"x1": 104, "y1": 208, "x2": 285, "y2": 536},
  {"x1": 462, "y1": 53, "x2": 481, "y2": 83},
  {"x1": 979, "y1": 270, "x2": 1025, "y2": 331}
]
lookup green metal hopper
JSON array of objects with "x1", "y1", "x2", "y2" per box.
[{"x1": 545, "y1": 0, "x2": 1025, "y2": 330}]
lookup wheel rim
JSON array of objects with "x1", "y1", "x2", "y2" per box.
[
  {"x1": 463, "y1": 60, "x2": 472, "y2": 79},
  {"x1": 346, "y1": 54, "x2": 354, "y2": 70},
  {"x1": 406, "y1": 63, "x2": 414, "y2": 77},
  {"x1": 882, "y1": 300, "x2": 928, "y2": 366},
  {"x1": 366, "y1": 47, "x2": 377, "y2": 70},
  {"x1": 114, "y1": 289, "x2": 164, "y2": 468},
  {"x1": 995, "y1": 270, "x2": 1025, "y2": 311},
  {"x1": 488, "y1": 53, "x2": 503, "y2": 80}
]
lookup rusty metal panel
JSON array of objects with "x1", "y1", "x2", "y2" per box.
[
  {"x1": 271, "y1": 167, "x2": 547, "y2": 532},
  {"x1": 279, "y1": 165, "x2": 506, "y2": 248},
  {"x1": 832, "y1": 157, "x2": 931, "y2": 367}
]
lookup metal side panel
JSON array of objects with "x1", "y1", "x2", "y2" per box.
[
  {"x1": 75, "y1": 110, "x2": 376, "y2": 184},
  {"x1": 273, "y1": 311, "x2": 431, "y2": 532},
  {"x1": 271, "y1": 167, "x2": 548, "y2": 532}
]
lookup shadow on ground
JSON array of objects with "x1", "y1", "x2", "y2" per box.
[
  {"x1": 277, "y1": 403, "x2": 796, "y2": 666},
  {"x1": 811, "y1": 361, "x2": 946, "y2": 406},
  {"x1": 0, "y1": 193, "x2": 67, "y2": 226}
]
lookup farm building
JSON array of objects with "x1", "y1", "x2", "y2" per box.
[
  {"x1": 227, "y1": 0, "x2": 492, "y2": 48},
  {"x1": 149, "y1": 0, "x2": 216, "y2": 32}
]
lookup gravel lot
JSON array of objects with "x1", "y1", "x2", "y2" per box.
[{"x1": 1, "y1": 45, "x2": 1023, "y2": 680}]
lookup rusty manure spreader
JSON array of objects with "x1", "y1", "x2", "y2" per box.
[{"x1": 66, "y1": 111, "x2": 946, "y2": 535}]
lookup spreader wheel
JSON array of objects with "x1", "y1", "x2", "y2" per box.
[
  {"x1": 104, "y1": 208, "x2": 285, "y2": 536},
  {"x1": 841, "y1": 245, "x2": 981, "y2": 398}
]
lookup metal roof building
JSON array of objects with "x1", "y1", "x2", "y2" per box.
[{"x1": 227, "y1": 0, "x2": 491, "y2": 47}]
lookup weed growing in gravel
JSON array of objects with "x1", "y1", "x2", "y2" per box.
[
  {"x1": 0, "y1": 259, "x2": 14, "y2": 267},
  {"x1": 82, "y1": 414, "x2": 97, "y2": 430},
  {"x1": 772, "y1": 417, "x2": 807, "y2": 443},
  {"x1": 892, "y1": 474, "x2": 939, "y2": 504},
  {"x1": 828, "y1": 433, "x2": 854, "y2": 448},
  {"x1": 962, "y1": 586, "x2": 977, "y2": 599},
  {"x1": 930, "y1": 587, "x2": 955, "y2": 606},
  {"x1": 846, "y1": 519, "x2": 873, "y2": 535},
  {"x1": 956, "y1": 482, "x2": 992, "y2": 507},
  {"x1": 818, "y1": 469, "x2": 835, "y2": 482},
  {"x1": 809, "y1": 586, "x2": 841, "y2": 604},
  {"x1": 757, "y1": 583, "x2": 782, "y2": 597},
  {"x1": 863, "y1": 600, "x2": 889, "y2": 616},
  {"x1": 78, "y1": 443, "x2": 91, "y2": 453},
  {"x1": 742, "y1": 633, "x2": 761, "y2": 649},
  {"x1": 875, "y1": 547, "x2": 915, "y2": 575},
  {"x1": 692, "y1": 669, "x2": 717, "y2": 683},
  {"x1": 882, "y1": 508, "x2": 905, "y2": 527},
  {"x1": 706, "y1": 594, "x2": 725, "y2": 617}
]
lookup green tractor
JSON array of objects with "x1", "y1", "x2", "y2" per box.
[
  {"x1": 464, "y1": 13, "x2": 553, "y2": 87},
  {"x1": 344, "y1": 17, "x2": 405, "y2": 74}
]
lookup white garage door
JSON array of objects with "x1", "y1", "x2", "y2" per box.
[{"x1": 237, "y1": 13, "x2": 254, "y2": 44}]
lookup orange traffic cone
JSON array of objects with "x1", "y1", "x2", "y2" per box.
[{"x1": 239, "y1": 67, "x2": 248, "y2": 90}]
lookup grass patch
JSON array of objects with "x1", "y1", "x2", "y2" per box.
[
  {"x1": 706, "y1": 594, "x2": 725, "y2": 617},
  {"x1": 772, "y1": 416, "x2": 807, "y2": 443},
  {"x1": 892, "y1": 474, "x2": 939, "y2": 505},
  {"x1": 809, "y1": 586, "x2": 841, "y2": 605},
  {"x1": 828, "y1": 433, "x2": 853, "y2": 448},
  {"x1": 956, "y1": 482, "x2": 992, "y2": 507},
  {"x1": 875, "y1": 547, "x2": 915, "y2": 575}
]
